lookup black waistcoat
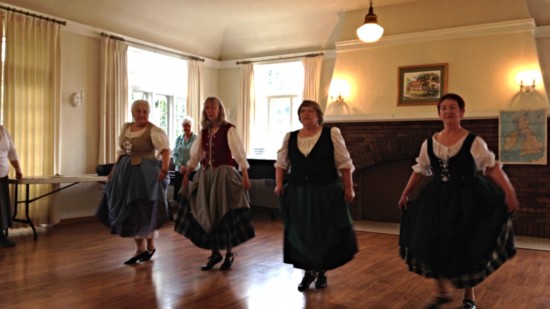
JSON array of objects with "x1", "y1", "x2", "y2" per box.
[
  {"x1": 427, "y1": 132, "x2": 478, "y2": 184},
  {"x1": 287, "y1": 127, "x2": 338, "y2": 185}
]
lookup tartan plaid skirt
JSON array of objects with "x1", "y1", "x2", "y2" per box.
[
  {"x1": 174, "y1": 165, "x2": 255, "y2": 250},
  {"x1": 174, "y1": 204, "x2": 254, "y2": 250},
  {"x1": 399, "y1": 177, "x2": 517, "y2": 288}
]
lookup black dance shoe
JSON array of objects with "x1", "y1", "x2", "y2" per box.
[
  {"x1": 220, "y1": 253, "x2": 234, "y2": 270},
  {"x1": 462, "y1": 299, "x2": 476, "y2": 309},
  {"x1": 315, "y1": 271, "x2": 327, "y2": 289},
  {"x1": 124, "y1": 251, "x2": 149, "y2": 265},
  {"x1": 139, "y1": 248, "x2": 156, "y2": 262},
  {"x1": 297, "y1": 271, "x2": 316, "y2": 291},
  {"x1": 201, "y1": 251, "x2": 223, "y2": 271}
]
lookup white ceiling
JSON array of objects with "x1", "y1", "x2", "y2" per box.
[{"x1": 0, "y1": 0, "x2": 417, "y2": 60}]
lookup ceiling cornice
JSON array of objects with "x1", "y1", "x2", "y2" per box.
[{"x1": 335, "y1": 19, "x2": 537, "y2": 52}]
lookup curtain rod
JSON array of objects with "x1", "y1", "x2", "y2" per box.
[
  {"x1": 236, "y1": 52, "x2": 324, "y2": 65},
  {"x1": 0, "y1": 5, "x2": 66, "y2": 25},
  {"x1": 101, "y1": 32, "x2": 205, "y2": 62}
]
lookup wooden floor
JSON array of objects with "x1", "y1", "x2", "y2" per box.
[{"x1": 1, "y1": 209, "x2": 550, "y2": 309}]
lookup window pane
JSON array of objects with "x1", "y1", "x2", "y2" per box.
[
  {"x1": 250, "y1": 61, "x2": 304, "y2": 159},
  {"x1": 127, "y1": 47, "x2": 188, "y2": 148},
  {"x1": 151, "y1": 94, "x2": 168, "y2": 133}
]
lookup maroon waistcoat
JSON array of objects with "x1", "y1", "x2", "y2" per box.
[{"x1": 200, "y1": 123, "x2": 234, "y2": 168}]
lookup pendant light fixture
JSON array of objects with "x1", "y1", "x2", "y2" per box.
[{"x1": 356, "y1": 0, "x2": 384, "y2": 43}]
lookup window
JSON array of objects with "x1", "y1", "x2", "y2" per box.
[
  {"x1": 249, "y1": 61, "x2": 304, "y2": 159},
  {"x1": 127, "y1": 47, "x2": 188, "y2": 145}
]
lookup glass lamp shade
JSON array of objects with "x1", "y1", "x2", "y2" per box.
[{"x1": 356, "y1": 23, "x2": 384, "y2": 42}]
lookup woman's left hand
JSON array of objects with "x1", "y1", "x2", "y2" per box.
[
  {"x1": 344, "y1": 186, "x2": 355, "y2": 203},
  {"x1": 158, "y1": 169, "x2": 168, "y2": 182},
  {"x1": 505, "y1": 192, "x2": 520, "y2": 213},
  {"x1": 242, "y1": 176, "x2": 251, "y2": 191}
]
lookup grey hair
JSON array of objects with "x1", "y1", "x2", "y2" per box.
[
  {"x1": 182, "y1": 116, "x2": 194, "y2": 126},
  {"x1": 131, "y1": 99, "x2": 150, "y2": 113}
]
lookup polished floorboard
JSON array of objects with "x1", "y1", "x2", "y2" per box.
[{"x1": 1, "y1": 209, "x2": 550, "y2": 309}]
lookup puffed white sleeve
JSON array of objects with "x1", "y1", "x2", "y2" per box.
[
  {"x1": 186, "y1": 133, "x2": 204, "y2": 170},
  {"x1": 411, "y1": 139, "x2": 432, "y2": 176},
  {"x1": 330, "y1": 127, "x2": 355, "y2": 173},
  {"x1": 471, "y1": 136, "x2": 497, "y2": 173},
  {"x1": 274, "y1": 132, "x2": 291, "y2": 170},
  {"x1": 227, "y1": 126, "x2": 250, "y2": 170},
  {"x1": 151, "y1": 126, "x2": 171, "y2": 153}
]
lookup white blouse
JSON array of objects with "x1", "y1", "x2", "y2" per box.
[
  {"x1": 412, "y1": 134, "x2": 497, "y2": 176},
  {"x1": 0, "y1": 126, "x2": 19, "y2": 177},
  {"x1": 117, "y1": 123, "x2": 171, "y2": 158},
  {"x1": 186, "y1": 126, "x2": 249, "y2": 171},
  {"x1": 275, "y1": 127, "x2": 355, "y2": 173}
]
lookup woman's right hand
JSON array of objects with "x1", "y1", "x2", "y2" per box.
[
  {"x1": 274, "y1": 184, "x2": 283, "y2": 196},
  {"x1": 397, "y1": 194, "x2": 409, "y2": 210}
]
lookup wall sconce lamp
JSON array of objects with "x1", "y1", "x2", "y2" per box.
[
  {"x1": 327, "y1": 79, "x2": 352, "y2": 115},
  {"x1": 356, "y1": 0, "x2": 384, "y2": 43},
  {"x1": 72, "y1": 89, "x2": 85, "y2": 106},
  {"x1": 519, "y1": 79, "x2": 536, "y2": 94}
]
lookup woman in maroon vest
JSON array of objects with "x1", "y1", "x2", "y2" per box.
[
  {"x1": 274, "y1": 100, "x2": 358, "y2": 291},
  {"x1": 175, "y1": 96, "x2": 255, "y2": 270}
]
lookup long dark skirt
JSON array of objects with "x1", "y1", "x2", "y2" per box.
[
  {"x1": 399, "y1": 177, "x2": 516, "y2": 288},
  {"x1": 0, "y1": 176, "x2": 12, "y2": 230},
  {"x1": 96, "y1": 156, "x2": 170, "y2": 237},
  {"x1": 281, "y1": 182, "x2": 358, "y2": 271}
]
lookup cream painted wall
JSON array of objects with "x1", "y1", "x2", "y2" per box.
[
  {"x1": 57, "y1": 31, "x2": 104, "y2": 219},
  {"x1": 202, "y1": 65, "x2": 220, "y2": 109},
  {"x1": 330, "y1": 32, "x2": 547, "y2": 119},
  {"x1": 60, "y1": 31, "x2": 100, "y2": 174},
  {"x1": 326, "y1": 0, "x2": 548, "y2": 121},
  {"x1": 340, "y1": 0, "x2": 531, "y2": 41},
  {"x1": 218, "y1": 68, "x2": 241, "y2": 123},
  {"x1": 536, "y1": 36, "x2": 550, "y2": 93}
]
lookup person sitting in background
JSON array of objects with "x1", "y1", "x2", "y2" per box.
[
  {"x1": 0, "y1": 125, "x2": 23, "y2": 248},
  {"x1": 172, "y1": 116, "x2": 198, "y2": 202},
  {"x1": 97, "y1": 99, "x2": 171, "y2": 265}
]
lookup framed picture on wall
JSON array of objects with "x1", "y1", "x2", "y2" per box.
[{"x1": 398, "y1": 63, "x2": 448, "y2": 106}]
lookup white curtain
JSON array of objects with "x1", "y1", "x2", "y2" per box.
[
  {"x1": 302, "y1": 55, "x2": 324, "y2": 102},
  {"x1": 187, "y1": 59, "x2": 203, "y2": 133},
  {"x1": 238, "y1": 63, "x2": 255, "y2": 153},
  {"x1": 98, "y1": 37, "x2": 128, "y2": 164},
  {"x1": 2, "y1": 12, "x2": 61, "y2": 225}
]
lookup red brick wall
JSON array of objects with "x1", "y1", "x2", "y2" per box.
[{"x1": 328, "y1": 118, "x2": 550, "y2": 238}]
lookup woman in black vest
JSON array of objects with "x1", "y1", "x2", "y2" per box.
[
  {"x1": 274, "y1": 100, "x2": 358, "y2": 291},
  {"x1": 398, "y1": 93, "x2": 520, "y2": 309}
]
